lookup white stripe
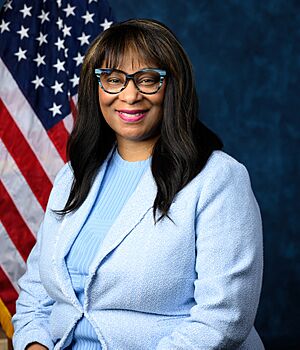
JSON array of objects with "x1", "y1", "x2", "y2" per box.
[
  {"x1": 63, "y1": 113, "x2": 74, "y2": 134},
  {"x1": 0, "y1": 58, "x2": 64, "y2": 183},
  {"x1": 72, "y1": 94, "x2": 78, "y2": 105},
  {"x1": 0, "y1": 222, "x2": 27, "y2": 292},
  {"x1": 63, "y1": 94, "x2": 77, "y2": 133},
  {"x1": 0, "y1": 140, "x2": 44, "y2": 237}
]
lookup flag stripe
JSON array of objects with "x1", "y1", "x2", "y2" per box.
[
  {"x1": 0, "y1": 100, "x2": 52, "y2": 210},
  {"x1": 0, "y1": 182, "x2": 36, "y2": 261},
  {"x1": 47, "y1": 119, "x2": 69, "y2": 163},
  {"x1": 0, "y1": 267, "x2": 18, "y2": 315},
  {"x1": 0, "y1": 58, "x2": 64, "y2": 182},
  {"x1": 0, "y1": 222, "x2": 26, "y2": 293},
  {"x1": 69, "y1": 95, "x2": 77, "y2": 123},
  {"x1": 63, "y1": 112, "x2": 74, "y2": 135},
  {"x1": 0, "y1": 140, "x2": 44, "y2": 236}
]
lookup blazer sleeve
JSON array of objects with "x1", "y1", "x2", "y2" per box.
[
  {"x1": 156, "y1": 160, "x2": 263, "y2": 349},
  {"x1": 12, "y1": 164, "x2": 72, "y2": 350},
  {"x1": 12, "y1": 220, "x2": 55, "y2": 350}
]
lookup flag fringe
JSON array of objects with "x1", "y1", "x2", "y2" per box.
[{"x1": 0, "y1": 297, "x2": 13, "y2": 339}]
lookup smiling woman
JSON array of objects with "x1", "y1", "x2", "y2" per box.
[{"x1": 12, "y1": 19, "x2": 264, "y2": 350}]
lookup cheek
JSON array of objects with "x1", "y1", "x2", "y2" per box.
[
  {"x1": 98, "y1": 89, "x2": 115, "y2": 115},
  {"x1": 151, "y1": 94, "x2": 165, "y2": 118},
  {"x1": 152, "y1": 84, "x2": 166, "y2": 110}
]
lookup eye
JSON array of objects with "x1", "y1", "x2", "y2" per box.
[
  {"x1": 102, "y1": 72, "x2": 125, "y2": 86},
  {"x1": 136, "y1": 73, "x2": 160, "y2": 86},
  {"x1": 107, "y1": 77, "x2": 122, "y2": 84},
  {"x1": 139, "y1": 78, "x2": 156, "y2": 85}
]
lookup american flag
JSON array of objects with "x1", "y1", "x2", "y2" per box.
[{"x1": 0, "y1": 0, "x2": 114, "y2": 338}]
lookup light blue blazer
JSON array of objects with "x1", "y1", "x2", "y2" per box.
[{"x1": 12, "y1": 150, "x2": 264, "y2": 349}]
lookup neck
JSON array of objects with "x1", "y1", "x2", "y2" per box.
[{"x1": 116, "y1": 137, "x2": 158, "y2": 161}]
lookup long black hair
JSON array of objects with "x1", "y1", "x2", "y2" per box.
[{"x1": 57, "y1": 19, "x2": 223, "y2": 220}]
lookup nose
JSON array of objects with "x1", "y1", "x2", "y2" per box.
[{"x1": 118, "y1": 79, "x2": 143, "y2": 104}]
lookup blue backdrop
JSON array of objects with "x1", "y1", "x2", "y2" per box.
[{"x1": 109, "y1": 1, "x2": 300, "y2": 349}]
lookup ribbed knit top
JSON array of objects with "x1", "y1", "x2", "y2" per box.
[{"x1": 65, "y1": 149, "x2": 151, "y2": 349}]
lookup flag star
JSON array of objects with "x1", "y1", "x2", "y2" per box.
[
  {"x1": 0, "y1": 20, "x2": 10, "y2": 33},
  {"x1": 17, "y1": 25, "x2": 29, "y2": 39},
  {"x1": 62, "y1": 24, "x2": 71, "y2": 37},
  {"x1": 73, "y1": 52, "x2": 84, "y2": 66},
  {"x1": 77, "y1": 32, "x2": 90, "y2": 46},
  {"x1": 64, "y1": 48, "x2": 69, "y2": 58},
  {"x1": 53, "y1": 58, "x2": 65, "y2": 73},
  {"x1": 36, "y1": 32, "x2": 48, "y2": 46},
  {"x1": 82, "y1": 11, "x2": 94, "y2": 24},
  {"x1": 63, "y1": 4, "x2": 76, "y2": 17},
  {"x1": 3, "y1": 0, "x2": 12, "y2": 11},
  {"x1": 49, "y1": 102, "x2": 62, "y2": 117},
  {"x1": 14, "y1": 47, "x2": 27, "y2": 61},
  {"x1": 55, "y1": 37, "x2": 65, "y2": 51},
  {"x1": 33, "y1": 53, "x2": 46, "y2": 67},
  {"x1": 57, "y1": 0, "x2": 62, "y2": 7},
  {"x1": 38, "y1": 10, "x2": 50, "y2": 24},
  {"x1": 100, "y1": 18, "x2": 113, "y2": 31},
  {"x1": 56, "y1": 17, "x2": 63, "y2": 30},
  {"x1": 51, "y1": 80, "x2": 64, "y2": 95},
  {"x1": 70, "y1": 74, "x2": 79, "y2": 88},
  {"x1": 20, "y1": 4, "x2": 32, "y2": 18},
  {"x1": 88, "y1": 0, "x2": 97, "y2": 3},
  {"x1": 31, "y1": 75, "x2": 44, "y2": 89}
]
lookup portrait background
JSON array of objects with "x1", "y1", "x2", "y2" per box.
[
  {"x1": 109, "y1": 0, "x2": 300, "y2": 349},
  {"x1": 0, "y1": 0, "x2": 298, "y2": 348}
]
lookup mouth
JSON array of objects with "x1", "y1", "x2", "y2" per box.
[{"x1": 116, "y1": 109, "x2": 149, "y2": 122}]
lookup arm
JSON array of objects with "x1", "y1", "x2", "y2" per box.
[
  {"x1": 12, "y1": 220, "x2": 55, "y2": 350},
  {"x1": 157, "y1": 160, "x2": 263, "y2": 349},
  {"x1": 12, "y1": 164, "x2": 72, "y2": 350}
]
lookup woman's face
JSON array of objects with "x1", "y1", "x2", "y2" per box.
[{"x1": 98, "y1": 53, "x2": 166, "y2": 148}]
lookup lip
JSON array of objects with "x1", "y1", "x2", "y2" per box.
[{"x1": 116, "y1": 109, "x2": 148, "y2": 123}]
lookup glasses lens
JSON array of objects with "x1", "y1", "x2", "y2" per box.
[
  {"x1": 134, "y1": 71, "x2": 161, "y2": 93},
  {"x1": 100, "y1": 70, "x2": 126, "y2": 93}
]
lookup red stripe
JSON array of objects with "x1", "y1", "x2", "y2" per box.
[
  {"x1": 70, "y1": 96, "x2": 77, "y2": 121},
  {"x1": 47, "y1": 120, "x2": 68, "y2": 162},
  {"x1": 0, "y1": 182, "x2": 36, "y2": 261},
  {"x1": 0, "y1": 267, "x2": 18, "y2": 315},
  {"x1": 0, "y1": 100, "x2": 52, "y2": 210}
]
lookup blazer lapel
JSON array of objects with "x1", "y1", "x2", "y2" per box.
[
  {"x1": 53, "y1": 151, "x2": 114, "y2": 303},
  {"x1": 87, "y1": 166, "x2": 157, "y2": 280}
]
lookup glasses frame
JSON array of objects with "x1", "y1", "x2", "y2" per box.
[{"x1": 94, "y1": 68, "x2": 167, "y2": 95}]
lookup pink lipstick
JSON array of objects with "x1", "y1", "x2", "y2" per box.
[{"x1": 116, "y1": 109, "x2": 148, "y2": 123}]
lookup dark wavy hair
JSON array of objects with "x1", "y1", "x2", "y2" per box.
[{"x1": 58, "y1": 19, "x2": 223, "y2": 221}]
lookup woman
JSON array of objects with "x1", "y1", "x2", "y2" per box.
[{"x1": 12, "y1": 19, "x2": 264, "y2": 349}]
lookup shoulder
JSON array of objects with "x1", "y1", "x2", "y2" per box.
[
  {"x1": 46, "y1": 162, "x2": 74, "y2": 211},
  {"x1": 195, "y1": 150, "x2": 252, "y2": 194},
  {"x1": 202, "y1": 150, "x2": 249, "y2": 180},
  {"x1": 178, "y1": 150, "x2": 256, "y2": 214},
  {"x1": 185, "y1": 150, "x2": 251, "y2": 193},
  {"x1": 53, "y1": 161, "x2": 74, "y2": 185},
  {"x1": 194, "y1": 150, "x2": 258, "y2": 215}
]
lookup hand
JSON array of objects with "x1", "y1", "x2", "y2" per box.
[{"x1": 25, "y1": 343, "x2": 48, "y2": 350}]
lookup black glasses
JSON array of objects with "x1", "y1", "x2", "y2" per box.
[{"x1": 94, "y1": 68, "x2": 167, "y2": 95}]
